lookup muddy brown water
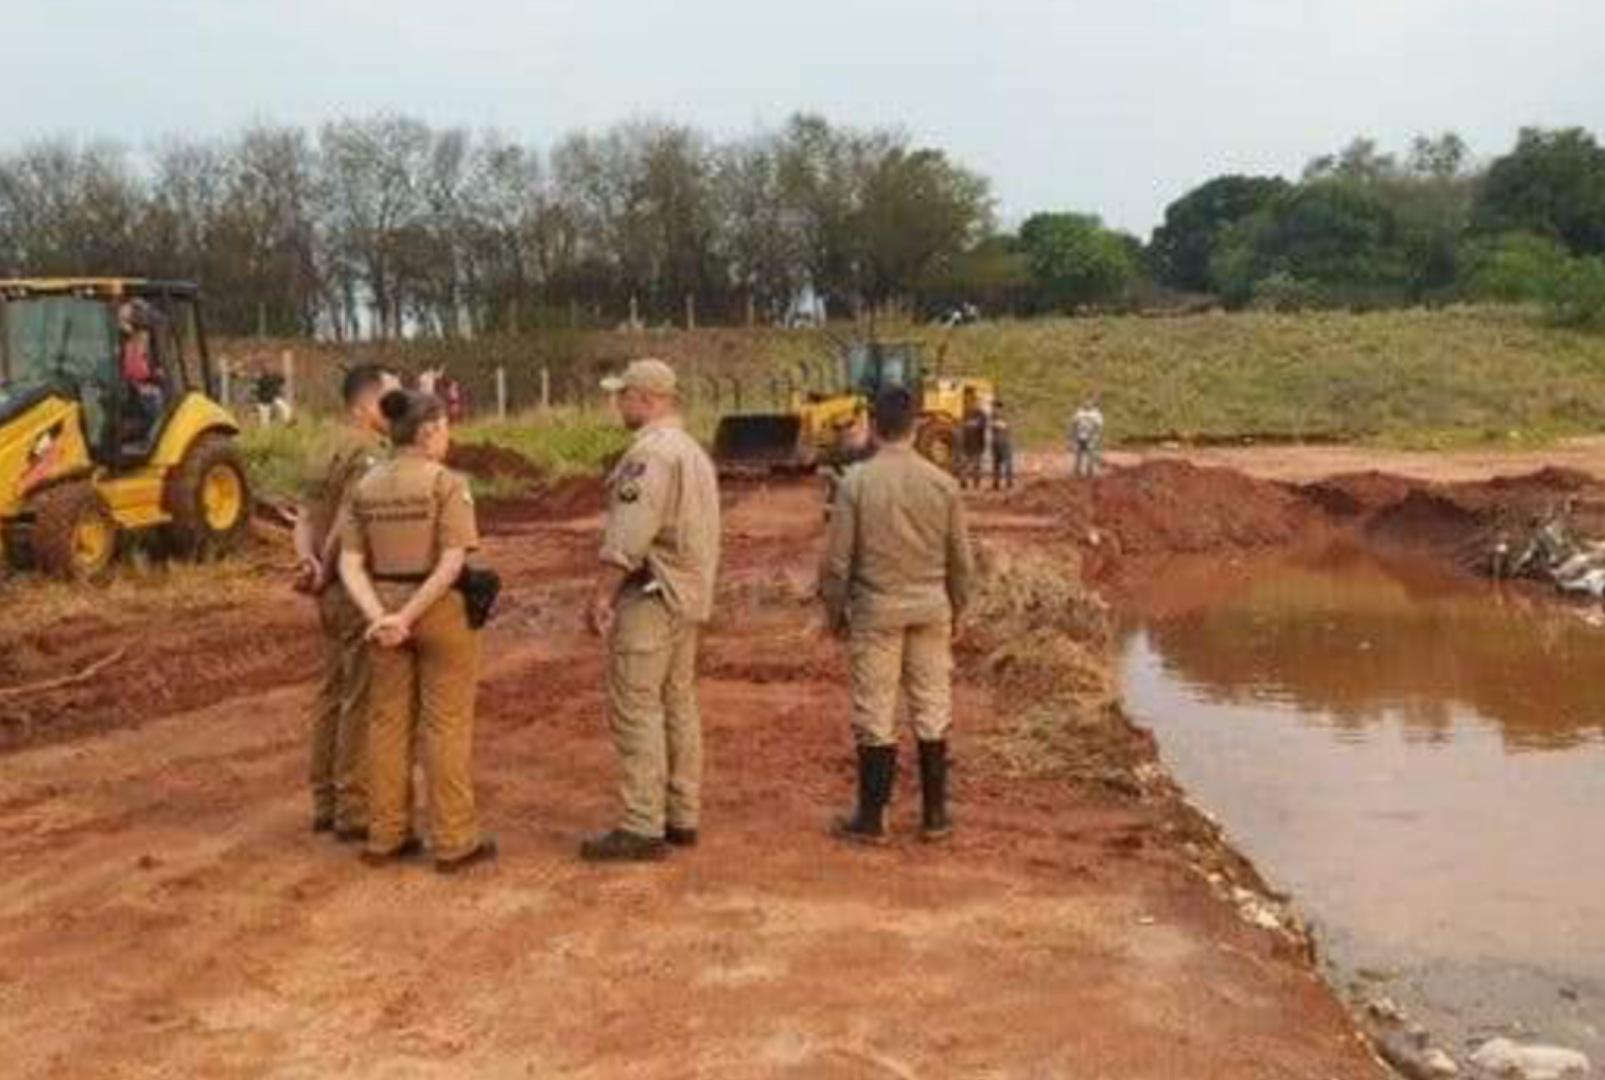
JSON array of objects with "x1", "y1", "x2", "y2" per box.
[{"x1": 1120, "y1": 543, "x2": 1605, "y2": 1059}]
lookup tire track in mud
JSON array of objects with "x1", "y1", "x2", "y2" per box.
[{"x1": 0, "y1": 609, "x2": 319, "y2": 755}]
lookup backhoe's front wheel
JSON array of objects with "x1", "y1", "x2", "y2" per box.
[
  {"x1": 165, "y1": 435, "x2": 251, "y2": 559},
  {"x1": 914, "y1": 418, "x2": 957, "y2": 472},
  {"x1": 31, "y1": 483, "x2": 118, "y2": 581}
]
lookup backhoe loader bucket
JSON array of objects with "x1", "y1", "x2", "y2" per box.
[{"x1": 713, "y1": 414, "x2": 811, "y2": 473}]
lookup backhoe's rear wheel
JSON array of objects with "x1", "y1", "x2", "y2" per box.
[
  {"x1": 165, "y1": 435, "x2": 251, "y2": 559},
  {"x1": 31, "y1": 483, "x2": 118, "y2": 581},
  {"x1": 914, "y1": 417, "x2": 957, "y2": 472}
]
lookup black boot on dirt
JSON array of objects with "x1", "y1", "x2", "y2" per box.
[
  {"x1": 918, "y1": 739, "x2": 953, "y2": 842},
  {"x1": 359, "y1": 835, "x2": 425, "y2": 867},
  {"x1": 436, "y1": 837, "x2": 499, "y2": 875},
  {"x1": 664, "y1": 825, "x2": 699, "y2": 848},
  {"x1": 580, "y1": 829, "x2": 668, "y2": 863},
  {"x1": 335, "y1": 825, "x2": 369, "y2": 845},
  {"x1": 311, "y1": 815, "x2": 335, "y2": 835},
  {"x1": 832, "y1": 745, "x2": 896, "y2": 846}
]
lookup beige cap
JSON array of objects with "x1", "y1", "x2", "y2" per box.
[{"x1": 600, "y1": 358, "x2": 678, "y2": 396}]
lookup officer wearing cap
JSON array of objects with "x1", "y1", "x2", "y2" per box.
[
  {"x1": 294, "y1": 362, "x2": 398, "y2": 840},
  {"x1": 339, "y1": 389, "x2": 497, "y2": 874},
  {"x1": 820, "y1": 385, "x2": 975, "y2": 845},
  {"x1": 582, "y1": 359, "x2": 722, "y2": 862}
]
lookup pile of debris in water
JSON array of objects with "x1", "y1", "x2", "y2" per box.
[{"x1": 1489, "y1": 499, "x2": 1605, "y2": 598}]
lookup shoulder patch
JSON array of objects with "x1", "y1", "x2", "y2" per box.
[
  {"x1": 620, "y1": 460, "x2": 648, "y2": 481},
  {"x1": 618, "y1": 483, "x2": 641, "y2": 504}
]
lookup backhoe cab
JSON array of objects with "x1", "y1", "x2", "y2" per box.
[{"x1": 0, "y1": 278, "x2": 250, "y2": 579}]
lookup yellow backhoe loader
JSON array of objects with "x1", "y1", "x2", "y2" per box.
[
  {"x1": 713, "y1": 339, "x2": 994, "y2": 474},
  {"x1": 0, "y1": 278, "x2": 251, "y2": 579}
]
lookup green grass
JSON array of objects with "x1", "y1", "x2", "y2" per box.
[
  {"x1": 927, "y1": 306, "x2": 1605, "y2": 447},
  {"x1": 453, "y1": 409, "x2": 630, "y2": 477},
  {"x1": 236, "y1": 409, "x2": 627, "y2": 505},
  {"x1": 237, "y1": 419, "x2": 331, "y2": 503},
  {"x1": 622, "y1": 306, "x2": 1605, "y2": 448}
]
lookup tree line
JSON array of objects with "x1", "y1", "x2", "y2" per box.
[
  {"x1": 0, "y1": 114, "x2": 993, "y2": 338},
  {"x1": 1144, "y1": 128, "x2": 1605, "y2": 327},
  {"x1": 1, "y1": 115, "x2": 1602, "y2": 337}
]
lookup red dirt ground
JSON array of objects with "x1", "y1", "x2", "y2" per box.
[{"x1": 0, "y1": 466, "x2": 1385, "y2": 1078}]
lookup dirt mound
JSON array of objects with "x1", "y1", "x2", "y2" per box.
[
  {"x1": 1012, "y1": 461, "x2": 1327, "y2": 558},
  {"x1": 1364, "y1": 489, "x2": 1487, "y2": 555},
  {"x1": 1299, "y1": 471, "x2": 1421, "y2": 518},
  {"x1": 446, "y1": 442, "x2": 546, "y2": 483},
  {"x1": 478, "y1": 476, "x2": 607, "y2": 528},
  {"x1": 1481, "y1": 466, "x2": 1595, "y2": 494},
  {"x1": 1357, "y1": 468, "x2": 1605, "y2": 564}
]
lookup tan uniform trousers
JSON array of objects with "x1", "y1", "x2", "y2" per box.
[
  {"x1": 310, "y1": 586, "x2": 371, "y2": 830},
  {"x1": 849, "y1": 619, "x2": 954, "y2": 748},
  {"x1": 607, "y1": 590, "x2": 702, "y2": 838},
  {"x1": 365, "y1": 589, "x2": 483, "y2": 861}
]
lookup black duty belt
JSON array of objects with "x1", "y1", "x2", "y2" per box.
[{"x1": 373, "y1": 572, "x2": 430, "y2": 584}]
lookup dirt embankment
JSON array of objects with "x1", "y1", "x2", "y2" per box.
[
  {"x1": 446, "y1": 443, "x2": 610, "y2": 527},
  {"x1": 1003, "y1": 458, "x2": 1605, "y2": 594}
]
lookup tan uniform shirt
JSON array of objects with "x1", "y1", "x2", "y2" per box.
[
  {"x1": 300, "y1": 424, "x2": 386, "y2": 557},
  {"x1": 600, "y1": 417, "x2": 721, "y2": 623},
  {"x1": 341, "y1": 452, "x2": 479, "y2": 578},
  {"x1": 820, "y1": 444, "x2": 975, "y2": 630}
]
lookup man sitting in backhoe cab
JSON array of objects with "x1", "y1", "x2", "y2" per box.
[
  {"x1": 118, "y1": 299, "x2": 166, "y2": 445},
  {"x1": 0, "y1": 279, "x2": 250, "y2": 579}
]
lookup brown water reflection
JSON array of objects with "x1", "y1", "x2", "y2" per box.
[
  {"x1": 1121, "y1": 544, "x2": 1605, "y2": 1054},
  {"x1": 1134, "y1": 544, "x2": 1605, "y2": 750}
]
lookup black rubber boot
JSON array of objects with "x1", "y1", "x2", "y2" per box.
[
  {"x1": 918, "y1": 739, "x2": 952, "y2": 842},
  {"x1": 833, "y1": 745, "x2": 896, "y2": 845}
]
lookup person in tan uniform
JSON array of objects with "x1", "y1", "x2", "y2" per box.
[
  {"x1": 339, "y1": 389, "x2": 497, "y2": 874},
  {"x1": 819, "y1": 385, "x2": 975, "y2": 845},
  {"x1": 582, "y1": 359, "x2": 721, "y2": 863},
  {"x1": 294, "y1": 362, "x2": 398, "y2": 839}
]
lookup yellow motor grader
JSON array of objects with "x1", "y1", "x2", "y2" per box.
[
  {"x1": 0, "y1": 278, "x2": 251, "y2": 579},
  {"x1": 713, "y1": 339, "x2": 994, "y2": 474}
]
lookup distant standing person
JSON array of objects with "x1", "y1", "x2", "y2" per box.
[
  {"x1": 440, "y1": 375, "x2": 467, "y2": 423},
  {"x1": 294, "y1": 362, "x2": 399, "y2": 841},
  {"x1": 989, "y1": 400, "x2": 1015, "y2": 491},
  {"x1": 959, "y1": 390, "x2": 988, "y2": 489},
  {"x1": 583, "y1": 359, "x2": 722, "y2": 862},
  {"x1": 820, "y1": 385, "x2": 975, "y2": 845},
  {"x1": 1070, "y1": 397, "x2": 1105, "y2": 478},
  {"x1": 254, "y1": 371, "x2": 293, "y2": 426},
  {"x1": 339, "y1": 389, "x2": 497, "y2": 874}
]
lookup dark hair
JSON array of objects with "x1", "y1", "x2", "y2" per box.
[
  {"x1": 379, "y1": 389, "x2": 446, "y2": 446},
  {"x1": 872, "y1": 385, "x2": 917, "y2": 440},
  {"x1": 342, "y1": 362, "x2": 395, "y2": 407}
]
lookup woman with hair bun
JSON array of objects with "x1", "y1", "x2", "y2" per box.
[{"x1": 339, "y1": 389, "x2": 496, "y2": 874}]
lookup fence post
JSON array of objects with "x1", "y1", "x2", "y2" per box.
[
  {"x1": 629, "y1": 293, "x2": 640, "y2": 332},
  {"x1": 685, "y1": 292, "x2": 696, "y2": 331},
  {"x1": 281, "y1": 349, "x2": 295, "y2": 414},
  {"x1": 495, "y1": 366, "x2": 508, "y2": 421},
  {"x1": 540, "y1": 366, "x2": 551, "y2": 411},
  {"x1": 219, "y1": 355, "x2": 232, "y2": 412}
]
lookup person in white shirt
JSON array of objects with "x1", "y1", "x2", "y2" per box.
[{"x1": 1069, "y1": 398, "x2": 1105, "y2": 478}]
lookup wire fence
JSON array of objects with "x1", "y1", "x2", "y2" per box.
[{"x1": 213, "y1": 331, "x2": 849, "y2": 425}]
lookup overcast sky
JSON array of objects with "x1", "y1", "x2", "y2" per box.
[{"x1": 2, "y1": 0, "x2": 1601, "y2": 236}]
